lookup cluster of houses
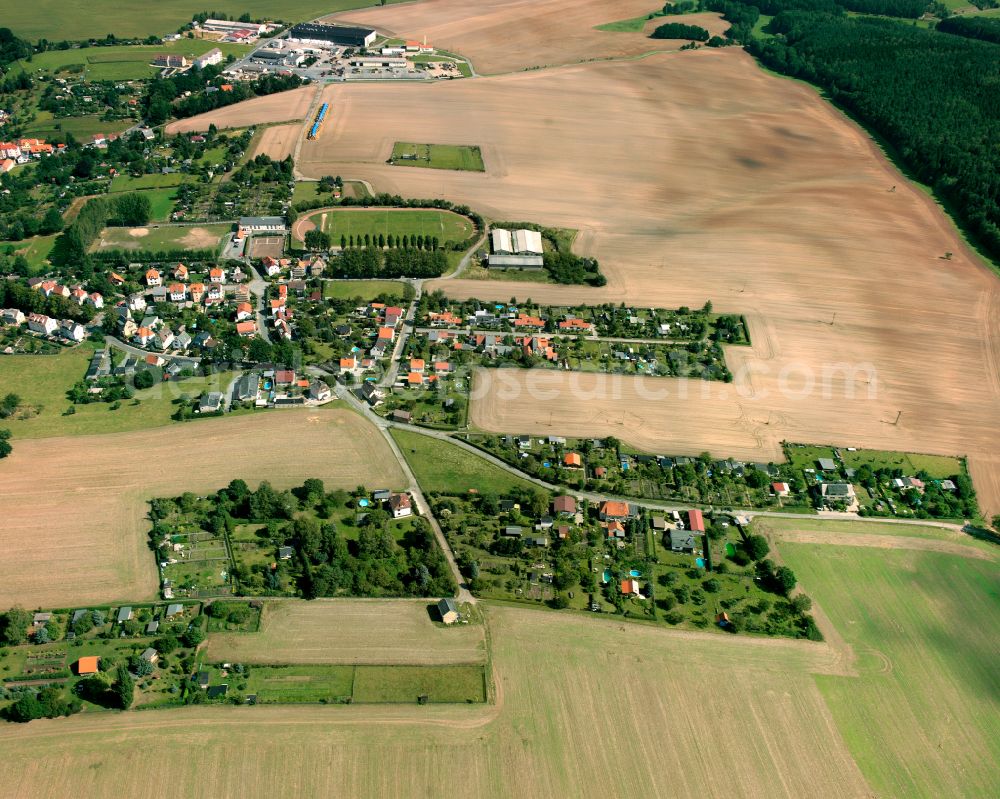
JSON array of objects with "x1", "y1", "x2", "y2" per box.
[
  {"x1": 2, "y1": 308, "x2": 89, "y2": 343},
  {"x1": 421, "y1": 329, "x2": 559, "y2": 362},
  {"x1": 0, "y1": 138, "x2": 65, "y2": 171},
  {"x1": 402, "y1": 357, "x2": 453, "y2": 387},
  {"x1": 427, "y1": 305, "x2": 591, "y2": 334},
  {"x1": 258, "y1": 255, "x2": 326, "y2": 279}
]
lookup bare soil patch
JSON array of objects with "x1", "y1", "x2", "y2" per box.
[
  {"x1": 250, "y1": 122, "x2": 301, "y2": 161},
  {"x1": 0, "y1": 409, "x2": 405, "y2": 609},
  {"x1": 206, "y1": 599, "x2": 487, "y2": 665},
  {"x1": 297, "y1": 49, "x2": 1000, "y2": 517},
  {"x1": 164, "y1": 86, "x2": 316, "y2": 133},
  {"x1": 247, "y1": 235, "x2": 285, "y2": 259},
  {"x1": 325, "y1": 0, "x2": 726, "y2": 75}
]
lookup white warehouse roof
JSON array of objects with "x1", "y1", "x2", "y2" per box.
[
  {"x1": 513, "y1": 229, "x2": 543, "y2": 255},
  {"x1": 491, "y1": 228, "x2": 513, "y2": 254}
]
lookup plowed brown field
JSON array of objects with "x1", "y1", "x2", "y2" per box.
[
  {"x1": 250, "y1": 122, "x2": 301, "y2": 160},
  {"x1": 294, "y1": 49, "x2": 1000, "y2": 516},
  {"x1": 325, "y1": 0, "x2": 727, "y2": 74},
  {"x1": 0, "y1": 409, "x2": 404, "y2": 609},
  {"x1": 0, "y1": 605, "x2": 869, "y2": 798},
  {"x1": 164, "y1": 86, "x2": 315, "y2": 133}
]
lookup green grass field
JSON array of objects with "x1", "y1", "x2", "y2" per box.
[
  {"x1": 13, "y1": 41, "x2": 253, "y2": 78},
  {"x1": 142, "y1": 187, "x2": 179, "y2": 222},
  {"x1": 303, "y1": 208, "x2": 474, "y2": 246},
  {"x1": 784, "y1": 443, "x2": 963, "y2": 479},
  {"x1": 352, "y1": 664, "x2": 486, "y2": 704},
  {"x1": 595, "y1": 14, "x2": 657, "y2": 32},
  {"x1": 783, "y1": 543, "x2": 1000, "y2": 798},
  {"x1": 390, "y1": 142, "x2": 486, "y2": 172},
  {"x1": 109, "y1": 173, "x2": 185, "y2": 193},
  {"x1": 5, "y1": 1, "x2": 403, "y2": 41},
  {"x1": 0, "y1": 344, "x2": 237, "y2": 439},
  {"x1": 391, "y1": 429, "x2": 539, "y2": 496},
  {"x1": 322, "y1": 280, "x2": 409, "y2": 301},
  {"x1": 0, "y1": 234, "x2": 57, "y2": 272},
  {"x1": 92, "y1": 222, "x2": 231, "y2": 253},
  {"x1": 244, "y1": 665, "x2": 355, "y2": 703},
  {"x1": 23, "y1": 113, "x2": 131, "y2": 140}
]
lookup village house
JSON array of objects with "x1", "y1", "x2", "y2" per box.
[
  {"x1": 189, "y1": 283, "x2": 205, "y2": 303},
  {"x1": 388, "y1": 492, "x2": 412, "y2": 518},
  {"x1": 552, "y1": 495, "x2": 577, "y2": 516},
  {"x1": 670, "y1": 529, "x2": 696, "y2": 553},
  {"x1": 173, "y1": 264, "x2": 189, "y2": 281},
  {"x1": 599, "y1": 500, "x2": 637, "y2": 522},
  {"x1": 2, "y1": 308, "x2": 25, "y2": 326},
  {"x1": 169, "y1": 283, "x2": 187, "y2": 303},
  {"x1": 145, "y1": 268, "x2": 162, "y2": 287},
  {"x1": 437, "y1": 598, "x2": 459, "y2": 624},
  {"x1": 27, "y1": 313, "x2": 57, "y2": 336}
]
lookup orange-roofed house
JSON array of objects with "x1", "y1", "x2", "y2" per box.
[
  {"x1": 174, "y1": 263, "x2": 189, "y2": 281},
  {"x1": 513, "y1": 313, "x2": 545, "y2": 328},
  {"x1": 135, "y1": 327, "x2": 155, "y2": 346},
  {"x1": 686, "y1": 509, "x2": 705, "y2": 533},
  {"x1": 377, "y1": 326, "x2": 395, "y2": 342},
  {"x1": 409, "y1": 358, "x2": 425, "y2": 373},
  {"x1": 599, "y1": 500, "x2": 634, "y2": 521},
  {"x1": 109, "y1": 272, "x2": 125, "y2": 286},
  {"x1": 433, "y1": 361, "x2": 451, "y2": 373},
  {"x1": 221, "y1": 84, "x2": 234, "y2": 92},
  {"x1": 189, "y1": 282, "x2": 205, "y2": 303},
  {"x1": 564, "y1": 452, "x2": 582, "y2": 468},
  {"x1": 339, "y1": 356, "x2": 357, "y2": 373},
  {"x1": 145, "y1": 268, "x2": 161, "y2": 287},
  {"x1": 407, "y1": 372, "x2": 424, "y2": 386},
  {"x1": 235, "y1": 302, "x2": 253, "y2": 321},
  {"x1": 558, "y1": 318, "x2": 593, "y2": 332},
  {"x1": 209, "y1": 267, "x2": 225, "y2": 283},
  {"x1": 76, "y1": 656, "x2": 100, "y2": 676},
  {"x1": 606, "y1": 520, "x2": 625, "y2": 538},
  {"x1": 236, "y1": 320, "x2": 257, "y2": 337},
  {"x1": 621, "y1": 579, "x2": 640, "y2": 597},
  {"x1": 168, "y1": 283, "x2": 186, "y2": 302},
  {"x1": 0, "y1": 158, "x2": 14, "y2": 174}
]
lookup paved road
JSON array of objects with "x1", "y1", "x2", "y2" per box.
[
  {"x1": 332, "y1": 381, "x2": 474, "y2": 603},
  {"x1": 246, "y1": 264, "x2": 271, "y2": 344},
  {"x1": 104, "y1": 335, "x2": 200, "y2": 366},
  {"x1": 441, "y1": 231, "x2": 487, "y2": 279}
]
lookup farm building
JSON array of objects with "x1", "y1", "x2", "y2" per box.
[
  {"x1": 290, "y1": 23, "x2": 376, "y2": 47},
  {"x1": 488, "y1": 227, "x2": 545, "y2": 269},
  {"x1": 438, "y1": 598, "x2": 459, "y2": 624}
]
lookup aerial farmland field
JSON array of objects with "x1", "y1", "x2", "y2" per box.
[{"x1": 0, "y1": 409, "x2": 405, "y2": 609}]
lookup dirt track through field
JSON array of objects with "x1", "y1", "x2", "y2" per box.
[
  {"x1": 326, "y1": 0, "x2": 728, "y2": 74},
  {"x1": 0, "y1": 409, "x2": 405, "y2": 609},
  {"x1": 293, "y1": 49, "x2": 1000, "y2": 517},
  {"x1": 163, "y1": 86, "x2": 315, "y2": 133}
]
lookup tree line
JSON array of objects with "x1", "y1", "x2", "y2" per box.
[
  {"x1": 651, "y1": 22, "x2": 711, "y2": 40},
  {"x1": 749, "y1": 12, "x2": 1000, "y2": 260},
  {"x1": 143, "y1": 69, "x2": 304, "y2": 125},
  {"x1": 936, "y1": 15, "x2": 1000, "y2": 44},
  {"x1": 334, "y1": 246, "x2": 448, "y2": 279}
]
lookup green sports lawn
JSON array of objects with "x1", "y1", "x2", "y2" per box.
[
  {"x1": 322, "y1": 280, "x2": 409, "y2": 301},
  {"x1": 391, "y1": 428, "x2": 539, "y2": 496},
  {"x1": 390, "y1": 142, "x2": 486, "y2": 172},
  {"x1": 91, "y1": 222, "x2": 232, "y2": 253},
  {"x1": 783, "y1": 542, "x2": 1000, "y2": 798},
  {"x1": 304, "y1": 208, "x2": 474, "y2": 246},
  {"x1": 4, "y1": 1, "x2": 403, "y2": 41}
]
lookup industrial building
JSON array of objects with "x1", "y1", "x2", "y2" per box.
[
  {"x1": 290, "y1": 23, "x2": 377, "y2": 48},
  {"x1": 202, "y1": 19, "x2": 266, "y2": 35},
  {"x1": 349, "y1": 57, "x2": 407, "y2": 69},
  {"x1": 488, "y1": 227, "x2": 545, "y2": 268},
  {"x1": 193, "y1": 48, "x2": 223, "y2": 69}
]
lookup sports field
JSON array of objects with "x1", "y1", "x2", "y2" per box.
[
  {"x1": 91, "y1": 223, "x2": 231, "y2": 253},
  {"x1": 0, "y1": 409, "x2": 405, "y2": 609},
  {"x1": 390, "y1": 142, "x2": 485, "y2": 172},
  {"x1": 294, "y1": 207, "x2": 474, "y2": 246},
  {"x1": 323, "y1": 279, "x2": 409, "y2": 300},
  {"x1": 205, "y1": 600, "x2": 487, "y2": 665},
  {"x1": 782, "y1": 542, "x2": 1000, "y2": 798}
]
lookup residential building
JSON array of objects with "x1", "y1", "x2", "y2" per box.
[
  {"x1": 437, "y1": 598, "x2": 459, "y2": 624},
  {"x1": 388, "y1": 492, "x2": 412, "y2": 518}
]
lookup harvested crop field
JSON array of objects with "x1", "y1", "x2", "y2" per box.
[
  {"x1": 0, "y1": 409, "x2": 405, "y2": 609},
  {"x1": 0, "y1": 604, "x2": 870, "y2": 798},
  {"x1": 325, "y1": 0, "x2": 727, "y2": 74},
  {"x1": 250, "y1": 122, "x2": 301, "y2": 161},
  {"x1": 296, "y1": 48, "x2": 1000, "y2": 516},
  {"x1": 163, "y1": 86, "x2": 316, "y2": 133},
  {"x1": 206, "y1": 599, "x2": 486, "y2": 665}
]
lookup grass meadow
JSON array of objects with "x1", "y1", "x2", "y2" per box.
[
  {"x1": 391, "y1": 428, "x2": 539, "y2": 496},
  {"x1": 322, "y1": 279, "x2": 409, "y2": 301},
  {"x1": 0, "y1": 344, "x2": 237, "y2": 439},
  {"x1": 783, "y1": 543, "x2": 1000, "y2": 798},
  {"x1": 390, "y1": 142, "x2": 486, "y2": 172},
  {"x1": 0, "y1": 233, "x2": 58, "y2": 272},
  {"x1": 91, "y1": 222, "x2": 231, "y2": 253},
  {"x1": 352, "y1": 664, "x2": 486, "y2": 703}
]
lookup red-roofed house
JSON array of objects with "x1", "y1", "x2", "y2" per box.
[
  {"x1": 621, "y1": 579, "x2": 640, "y2": 597},
  {"x1": 145, "y1": 268, "x2": 161, "y2": 287},
  {"x1": 686, "y1": 509, "x2": 705, "y2": 533},
  {"x1": 236, "y1": 320, "x2": 257, "y2": 337},
  {"x1": 564, "y1": 452, "x2": 582, "y2": 468}
]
